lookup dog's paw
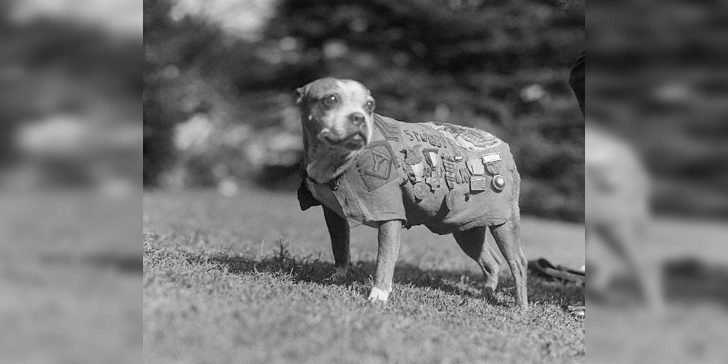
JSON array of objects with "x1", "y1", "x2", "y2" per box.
[
  {"x1": 367, "y1": 287, "x2": 391, "y2": 304},
  {"x1": 333, "y1": 266, "x2": 348, "y2": 280},
  {"x1": 482, "y1": 287, "x2": 495, "y2": 301},
  {"x1": 325, "y1": 267, "x2": 348, "y2": 283},
  {"x1": 332, "y1": 266, "x2": 348, "y2": 282}
]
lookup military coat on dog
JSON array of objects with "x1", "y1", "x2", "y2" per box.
[{"x1": 299, "y1": 114, "x2": 519, "y2": 234}]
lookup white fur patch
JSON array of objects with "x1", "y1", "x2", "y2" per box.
[{"x1": 367, "y1": 287, "x2": 391, "y2": 303}]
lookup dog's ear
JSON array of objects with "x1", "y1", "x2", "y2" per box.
[
  {"x1": 366, "y1": 95, "x2": 376, "y2": 114},
  {"x1": 295, "y1": 86, "x2": 307, "y2": 105}
]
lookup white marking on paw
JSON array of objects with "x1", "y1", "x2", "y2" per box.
[{"x1": 367, "y1": 287, "x2": 391, "y2": 303}]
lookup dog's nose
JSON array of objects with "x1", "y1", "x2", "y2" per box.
[{"x1": 348, "y1": 112, "x2": 366, "y2": 126}]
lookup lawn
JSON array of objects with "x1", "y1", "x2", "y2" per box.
[{"x1": 143, "y1": 189, "x2": 585, "y2": 364}]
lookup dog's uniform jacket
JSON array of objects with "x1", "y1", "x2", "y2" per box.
[{"x1": 298, "y1": 114, "x2": 519, "y2": 234}]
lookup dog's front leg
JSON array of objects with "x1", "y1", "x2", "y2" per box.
[
  {"x1": 368, "y1": 220, "x2": 402, "y2": 303},
  {"x1": 323, "y1": 206, "x2": 350, "y2": 281}
]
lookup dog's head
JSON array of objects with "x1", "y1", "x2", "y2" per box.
[{"x1": 296, "y1": 78, "x2": 375, "y2": 152}]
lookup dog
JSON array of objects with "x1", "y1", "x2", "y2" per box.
[
  {"x1": 295, "y1": 78, "x2": 527, "y2": 308},
  {"x1": 586, "y1": 124, "x2": 663, "y2": 310}
]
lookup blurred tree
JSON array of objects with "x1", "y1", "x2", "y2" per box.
[
  {"x1": 590, "y1": 0, "x2": 728, "y2": 218},
  {"x1": 143, "y1": 0, "x2": 230, "y2": 185},
  {"x1": 2, "y1": 2, "x2": 141, "y2": 188},
  {"x1": 143, "y1": 0, "x2": 176, "y2": 186}
]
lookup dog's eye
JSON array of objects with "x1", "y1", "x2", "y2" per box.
[
  {"x1": 321, "y1": 95, "x2": 338, "y2": 109},
  {"x1": 365, "y1": 100, "x2": 375, "y2": 113}
]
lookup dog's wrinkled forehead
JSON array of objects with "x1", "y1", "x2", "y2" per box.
[{"x1": 297, "y1": 78, "x2": 370, "y2": 105}]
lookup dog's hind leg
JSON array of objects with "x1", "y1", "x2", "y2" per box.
[
  {"x1": 490, "y1": 217, "x2": 528, "y2": 308},
  {"x1": 323, "y1": 206, "x2": 350, "y2": 281},
  {"x1": 597, "y1": 220, "x2": 663, "y2": 311},
  {"x1": 453, "y1": 227, "x2": 502, "y2": 300}
]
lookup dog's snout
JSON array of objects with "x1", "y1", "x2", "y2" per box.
[{"x1": 349, "y1": 112, "x2": 366, "y2": 126}]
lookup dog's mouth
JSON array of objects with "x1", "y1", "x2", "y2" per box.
[{"x1": 318, "y1": 130, "x2": 367, "y2": 150}]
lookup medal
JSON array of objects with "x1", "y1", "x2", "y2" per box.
[{"x1": 413, "y1": 182, "x2": 428, "y2": 200}]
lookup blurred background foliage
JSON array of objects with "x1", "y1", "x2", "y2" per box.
[
  {"x1": 589, "y1": 0, "x2": 728, "y2": 219},
  {"x1": 143, "y1": 0, "x2": 585, "y2": 222},
  {"x1": 1, "y1": 0, "x2": 141, "y2": 193}
]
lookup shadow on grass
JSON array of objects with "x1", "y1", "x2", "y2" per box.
[
  {"x1": 186, "y1": 245, "x2": 584, "y2": 307},
  {"x1": 663, "y1": 259, "x2": 728, "y2": 307},
  {"x1": 586, "y1": 259, "x2": 728, "y2": 309}
]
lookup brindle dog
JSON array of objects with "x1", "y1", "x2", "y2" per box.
[{"x1": 296, "y1": 78, "x2": 527, "y2": 308}]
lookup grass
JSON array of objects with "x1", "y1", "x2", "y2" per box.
[
  {"x1": 0, "y1": 193, "x2": 140, "y2": 364},
  {"x1": 143, "y1": 189, "x2": 585, "y2": 363}
]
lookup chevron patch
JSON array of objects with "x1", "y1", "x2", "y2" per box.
[{"x1": 373, "y1": 115, "x2": 400, "y2": 141}]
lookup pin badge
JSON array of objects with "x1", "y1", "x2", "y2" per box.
[
  {"x1": 442, "y1": 156, "x2": 458, "y2": 190},
  {"x1": 413, "y1": 182, "x2": 428, "y2": 200},
  {"x1": 411, "y1": 162, "x2": 425, "y2": 182},
  {"x1": 403, "y1": 146, "x2": 423, "y2": 165},
  {"x1": 459, "y1": 168, "x2": 469, "y2": 182},
  {"x1": 466, "y1": 159, "x2": 485, "y2": 175},
  {"x1": 445, "y1": 191, "x2": 457, "y2": 211},
  {"x1": 470, "y1": 176, "x2": 487, "y2": 191},
  {"x1": 481, "y1": 153, "x2": 501, "y2": 164},
  {"x1": 425, "y1": 177, "x2": 442, "y2": 191},
  {"x1": 491, "y1": 174, "x2": 506, "y2": 192},
  {"x1": 424, "y1": 150, "x2": 440, "y2": 168},
  {"x1": 481, "y1": 153, "x2": 502, "y2": 175}
]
